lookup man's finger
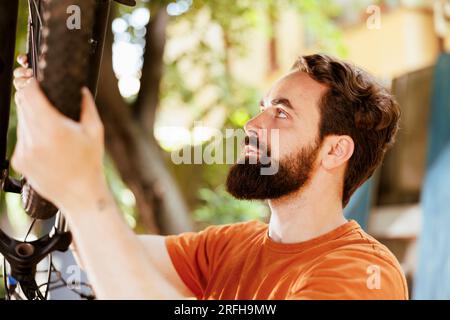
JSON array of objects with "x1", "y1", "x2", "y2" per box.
[
  {"x1": 80, "y1": 87, "x2": 103, "y2": 137},
  {"x1": 13, "y1": 78, "x2": 31, "y2": 91},
  {"x1": 20, "y1": 78, "x2": 65, "y2": 123},
  {"x1": 14, "y1": 67, "x2": 33, "y2": 79},
  {"x1": 11, "y1": 146, "x2": 25, "y2": 175},
  {"x1": 15, "y1": 92, "x2": 33, "y2": 146},
  {"x1": 17, "y1": 54, "x2": 28, "y2": 68}
]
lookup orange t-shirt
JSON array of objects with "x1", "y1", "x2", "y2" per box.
[{"x1": 165, "y1": 219, "x2": 408, "y2": 300}]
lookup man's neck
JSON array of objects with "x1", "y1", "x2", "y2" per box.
[{"x1": 267, "y1": 175, "x2": 347, "y2": 244}]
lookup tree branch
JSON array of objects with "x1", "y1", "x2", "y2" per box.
[{"x1": 132, "y1": 5, "x2": 169, "y2": 136}]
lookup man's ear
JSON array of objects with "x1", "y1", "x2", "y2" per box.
[{"x1": 321, "y1": 135, "x2": 354, "y2": 170}]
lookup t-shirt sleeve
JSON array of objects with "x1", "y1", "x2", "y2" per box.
[
  {"x1": 287, "y1": 249, "x2": 409, "y2": 300},
  {"x1": 165, "y1": 222, "x2": 252, "y2": 299}
]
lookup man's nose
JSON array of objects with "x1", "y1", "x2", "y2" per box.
[{"x1": 244, "y1": 114, "x2": 264, "y2": 138}]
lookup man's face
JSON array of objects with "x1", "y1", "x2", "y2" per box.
[{"x1": 226, "y1": 70, "x2": 329, "y2": 200}]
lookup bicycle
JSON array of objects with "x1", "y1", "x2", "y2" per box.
[{"x1": 0, "y1": 0, "x2": 136, "y2": 300}]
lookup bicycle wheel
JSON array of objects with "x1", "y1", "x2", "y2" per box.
[{"x1": 22, "y1": 0, "x2": 96, "y2": 220}]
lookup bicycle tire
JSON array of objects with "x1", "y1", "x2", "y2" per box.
[{"x1": 22, "y1": 0, "x2": 96, "y2": 220}]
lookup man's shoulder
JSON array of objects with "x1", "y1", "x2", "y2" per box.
[
  {"x1": 316, "y1": 224, "x2": 402, "y2": 269},
  {"x1": 339, "y1": 226, "x2": 401, "y2": 265},
  {"x1": 304, "y1": 225, "x2": 408, "y2": 297},
  {"x1": 296, "y1": 225, "x2": 408, "y2": 299}
]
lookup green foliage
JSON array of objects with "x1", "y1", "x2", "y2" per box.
[
  {"x1": 288, "y1": 0, "x2": 348, "y2": 57},
  {"x1": 104, "y1": 156, "x2": 139, "y2": 230},
  {"x1": 161, "y1": 0, "x2": 348, "y2": 128}
]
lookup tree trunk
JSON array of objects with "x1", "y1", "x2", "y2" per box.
[{"x1": 96, "y1": 5, "x2": 193, "y2": 235}]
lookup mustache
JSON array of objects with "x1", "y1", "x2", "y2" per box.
[{"x1": 244, "y1": 135, "x2": 270, "y2": 156}]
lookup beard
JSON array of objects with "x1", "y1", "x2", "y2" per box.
[{"x1": 226, "y1": 136, "x2": 321, "y2": 200}]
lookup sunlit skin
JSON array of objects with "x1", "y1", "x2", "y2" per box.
[
  {"x1": 243, "y1": 71, "x2": 324, "y2": 163},
  {"x1": 12, "y1": 54, "x2": 355, "y2": 298}
]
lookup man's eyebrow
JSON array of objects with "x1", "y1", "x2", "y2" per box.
[
  {"x1": 270, "y1": 98, "x2": 295, "y2": 111},
  {"x1": 260, "y1": 97, "x2": 299, "y2": 116},
  {"x1": 260, "y1": 97, "x2": 294, "y2": 109}
]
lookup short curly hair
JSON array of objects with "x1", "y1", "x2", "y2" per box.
[{"x1": 292, "y1": 54, "x2": 400, "y2": 207}]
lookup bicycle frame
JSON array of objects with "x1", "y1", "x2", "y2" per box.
[{"x1": 0, "y1": 0, "x2": 136, "y2": 299}]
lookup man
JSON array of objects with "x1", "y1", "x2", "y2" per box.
[{"x1": 12, "y1": 53, "x2": 407, "y2": 299}]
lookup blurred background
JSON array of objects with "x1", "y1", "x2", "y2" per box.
[{"x1": 1, "y1": 0, "x2": 450, "y2": 299}]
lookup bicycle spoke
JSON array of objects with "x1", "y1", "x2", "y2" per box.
[{"x1": 24, "y1": 219, "x2": 37, "y2": 242}]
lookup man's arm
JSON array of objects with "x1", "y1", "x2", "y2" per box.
[
  {"x1": 139, "y1": 235, "x2": 194, "y2": 297},
  {"x1": 11, "y1": 57, "x2": 192, "y2": 299},
  {"x1": 72, "y1": 232, "x2": 194, "y2": 298},
  {"x1": 61, "y1": 177, "x2": 192, "y2": 299}
]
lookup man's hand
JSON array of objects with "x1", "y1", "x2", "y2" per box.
[{"x1": 12, "y1": 54, "x2": 107, "y2": 213}]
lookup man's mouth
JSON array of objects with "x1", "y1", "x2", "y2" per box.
[
  {"x1": 242, "y1": 135, "x2": 271, "y2": 159},
  {"x1": 243, "y1": 145, "x2": 260, "y2": 156}
]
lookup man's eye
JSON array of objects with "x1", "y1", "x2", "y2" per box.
[{"x1": 276, "y1": 108, "x2": 288, "y2": 119}]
